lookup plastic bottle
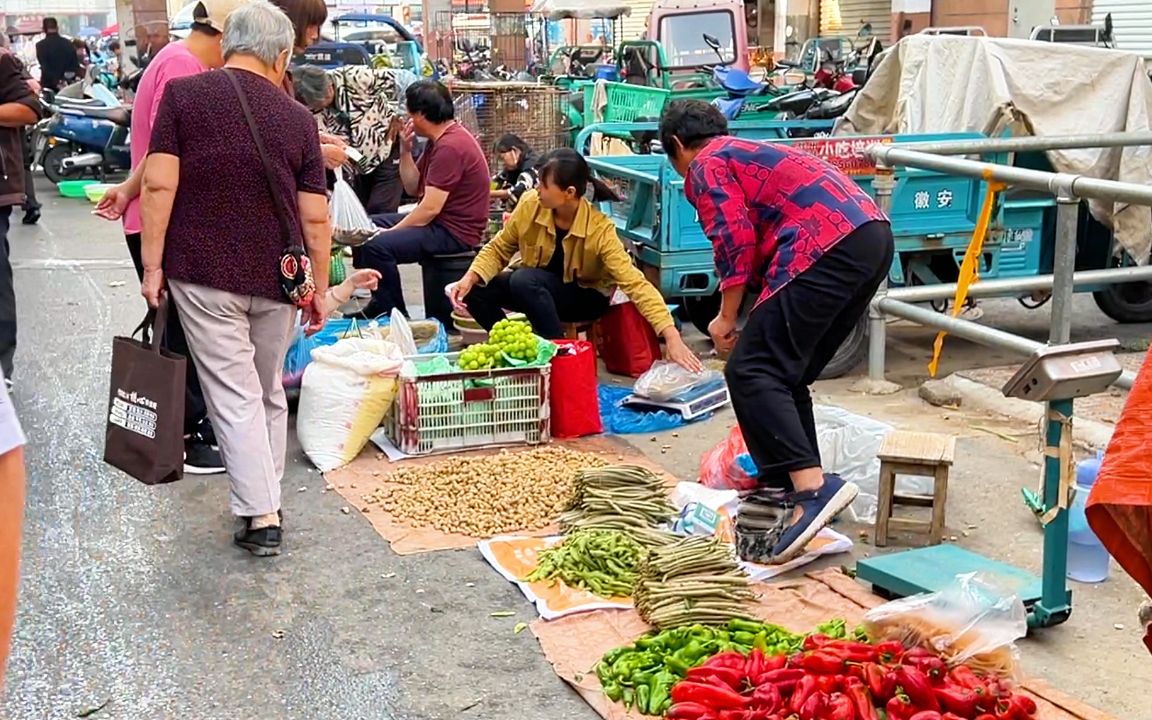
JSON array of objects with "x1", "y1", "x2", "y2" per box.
[{"x1": 1066, "y1": 451, "x2": 1111, "y2": 583}]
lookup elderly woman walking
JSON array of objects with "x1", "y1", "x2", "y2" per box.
[{"x1": 139, "y1": 0, "x2": 331, "y2": 556}]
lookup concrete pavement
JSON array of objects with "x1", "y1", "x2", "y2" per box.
[{"x1": 1, "y1": 178, "x2": 1148, "y2": 719}]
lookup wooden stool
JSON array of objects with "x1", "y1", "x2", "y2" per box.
[
  {"x1": 561, "y1": 321, "x2": 599, "y2": 344},
  {"x1": 874, "y1": 430, "x2": 957, "y2": 547}
]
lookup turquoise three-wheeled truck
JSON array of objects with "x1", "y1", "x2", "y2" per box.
[{"x1": 580, "y1": 120, "x2": 1143, "y2": 378}]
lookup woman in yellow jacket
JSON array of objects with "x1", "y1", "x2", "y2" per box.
[{"x1": 450, "y1": 148, "x2": 702, "y2": 372}]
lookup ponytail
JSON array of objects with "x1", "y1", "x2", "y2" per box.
[{"x1": 539, "y1": 147, "x2": 621, "y2": 202}]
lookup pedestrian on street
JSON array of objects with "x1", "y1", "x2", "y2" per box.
[
  {"x1": 351, "y1": 79, "x2": 490, "y2": 319},
  {"x1": 659, "y1": 100, "x2": 894, "y2": 564},
  {"x1": 94, "y1": 0, "x2": 254, "y2": 475},
  {"x1": 0, "y1": 32, "x2": 42, "y2": 227},
  {"x1": 0, "y1": 46, "x2": 43, "y2": 383},
  {"x1": 34, "y1": 18, "x2": 81, "y2": 91},
  {"x1": 292, "y1": 64, "x2": 413, "y2": 214},
  {"x1": 0, "y1": 367, "x2": 27, "y2": 686},
  {"x1": 139, "y1": 0, "x2": 331, "y2": 556}
]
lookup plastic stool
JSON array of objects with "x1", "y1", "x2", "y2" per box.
[
  {"x1": 419, "y1": 251, "x2": 475, "y2": 330},
  {"x1": 874, "y1": 430, "x2": 956, "y2": 547}
]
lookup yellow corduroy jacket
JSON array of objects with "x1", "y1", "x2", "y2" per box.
[{"x1": 468, "y1": 190, "x2": 675, "y2": 335}]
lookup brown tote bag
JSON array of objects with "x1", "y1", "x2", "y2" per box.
[{"x1": 103, "y1": 297, "x2": 187, "y2": 485}]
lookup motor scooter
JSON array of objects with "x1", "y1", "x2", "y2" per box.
[{"x1": 39, "y1": 84, "x2": 131, "y2": 184}]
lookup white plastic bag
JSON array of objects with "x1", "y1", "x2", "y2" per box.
[
  {"x1": 388, "y1": 312, "x2": 419, "y2": 356},
  {"x1": 814, "y1": 405, "x2": 911, "y2": 523},
  {"x1": 297, "y1": 338, "x2": 404, "y2": 471},
  {"x1": 330, "y1": 173, "x2": 378, "y2": 246},
  {"x1": 633, "y1": 361, "x2": 723, "y2": 402},
  {"x1": 863, "y1": 572, "x2": 1028, "y2": 680}
]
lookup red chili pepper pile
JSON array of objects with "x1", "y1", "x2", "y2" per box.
[{"x1": 664, "y1": 635, "x2": 1038, "y2": 720}]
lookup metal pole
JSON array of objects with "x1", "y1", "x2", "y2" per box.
[
  {"x1": 878, "y1": 297, "x2": 1136, "y2": 390},
  {"x1": 885, "y1": 264, "x2": 1152, "y2": 303},
  {"x1": 868, "y1": 146, "x2": 1152, "y2": 206},
  {"x1": 897, "y1": 132, "x2": 1152, "y2": 156},
  {"x1": 867, "y1": 166, "x2": 896, "y2": 382},
  {"x1": 1049, "y1": 199, "x2": 1080, "y2": 345}
]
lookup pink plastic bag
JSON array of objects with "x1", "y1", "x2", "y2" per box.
[{"x1": 699, "y1": 426, "x2": 757, "y2": 492}]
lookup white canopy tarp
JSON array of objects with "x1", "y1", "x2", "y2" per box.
[
  {"x1": 530, "y1": 0, "x2": 632, "y2": 20},
  {"x1": 837, "y1": 34, "x2": 1152, "y2": 262}
]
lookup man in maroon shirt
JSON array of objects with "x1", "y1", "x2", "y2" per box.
[{"x1": 353, "y1": 80, "x2": 490, "y2": 319}]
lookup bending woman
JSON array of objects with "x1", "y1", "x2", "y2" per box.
[
  {"x1": 490, "y1": 133, "x2": 539, "y2": 212},
  {"x1": 451, "y1": 148, "x2": 701, "y2": 373}
]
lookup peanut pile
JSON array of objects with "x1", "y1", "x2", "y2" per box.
[{"x1": 364, "y1": 447, "x2": 608, "y2": 537}]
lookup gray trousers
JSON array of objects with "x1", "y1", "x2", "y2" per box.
[{"x1": 169, "y1": 280, "x2": 296, "y2": 517}]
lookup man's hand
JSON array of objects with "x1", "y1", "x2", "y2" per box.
[
  {"x1": 448, "y1": 272, "x2": 477, "y2": 312},
  {"x1": 141, "y1": 268, "x2": 165, "y2": 309},
  {"x1": 708, "y1": 314, "x2": 738, "y2": 355},
  {"x1": 399, "y1": 119, "x2": 415, "y2": 156},
  {"x1": 93, "y1": 182, "x2": 131, "y2": 220},
  {"x1": 321, "y1": 143, "x2": 348, "y2": 170}
]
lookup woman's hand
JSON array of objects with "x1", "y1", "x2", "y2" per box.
[
  {"x1": 93, "y1": 182, "x2": 132, "y2": 220},
  {"x1": 321, "y1": 143, "x2": 348, "y2": 170},
  {"x1": 347, "y1": 268, "x2": 381, "y2": 292},
  {"x1": 663, "y1": 331, "x2": 704, "y2": 373},
  {"x1": 303, "y1": 293, "x2": 327, "y2": 336},
  {"x1": 318, "y1": 132, "x2": 347, "y2": 148},
  {"x1": 708, "y1": 314, "x2": 738, "y2": 355},
  {"x1": 448, "y1": 272, "x2": 478, "y2": 312},
  {"x1": 141, "y1": 268, "x2": 165, "y2": 309}
]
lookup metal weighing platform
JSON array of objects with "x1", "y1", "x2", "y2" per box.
[
  {"x1": 622, "y1": 378, "x2": 730, "y2": 420},
  {"x1": 856, "y1": 339, "x2": 1123, "y2": 628}
]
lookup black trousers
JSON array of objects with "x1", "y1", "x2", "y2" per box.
[
  {"x1": 356, "y1": 213, "x2": 469, "y2": 318},
  {"x1": 464, "y1": 268, "x2": 611, "y2": 340},
  {"x1": 0, "y1": 208, "x2": 15, "y2": 379},
  {"x1": 22, "y1": 132, "x2": 40, "y2": 212},
  {"x1": 726, "y1": 221, "x2": 894, "y2": 491},
  {"x1": 354, "y1": 146, "x2": 403, "y2": 216},
  {"x1": 124, "y1": 233, "x2": 208, "y2": 435}
]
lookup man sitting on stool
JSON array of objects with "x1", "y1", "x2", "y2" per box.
[{"x1": 351, "y1": 80, "x2": 490, "y2": 319}]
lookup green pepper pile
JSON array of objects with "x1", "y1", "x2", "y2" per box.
[
  {"x1": 594, "y1": 619, "x2": 813, "y2": 716},
  {"x1": 522, "y1": 529, "x2": 644, "y2": 598}
]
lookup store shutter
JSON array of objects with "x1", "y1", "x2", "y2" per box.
[
  {"x1": 1094, "y1": 0, "x2": 1152, "y2": 59},
  {"x1": 820, "y1": 0, "x2": 891, "y2": 42}
]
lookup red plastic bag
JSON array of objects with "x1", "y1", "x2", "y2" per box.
[
  {"x1": 549, "y1": 340, "x2": 602, "y2": 438},
  {"x1": 594, "y1": 302, "x2": 660, "y2": 378},
  {"x1": 1087, "y1": 350, "x2": 1152, "y2": 599},
  {"x1": 699, "y1": 426, "x2": 757, "y2": 492}
]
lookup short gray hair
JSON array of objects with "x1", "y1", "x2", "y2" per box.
[
  {"x1": 292, "y1": 65, "x2": 332, "y2": 108},
  {"x1": 222, "y1": 0, "x2": 295, "y2": 66}
]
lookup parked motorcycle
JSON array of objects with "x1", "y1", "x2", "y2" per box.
[{"x1": 39, "y1": 84, "x2": 131, "y2": 184}]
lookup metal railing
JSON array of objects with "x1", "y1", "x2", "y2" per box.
[{"x1": 865, "y1": 135, "x2": 1152, "y2": 391}]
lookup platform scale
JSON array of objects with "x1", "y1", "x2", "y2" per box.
[
  {"x1": 621, "y1": 379, "x2": 731, "y2": 420},
  {"x1": 856, "y1": 339, "x2": 1124, "y2": 628}
]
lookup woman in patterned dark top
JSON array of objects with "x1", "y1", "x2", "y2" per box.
[
  {"x1": 140, "y1": 1, "x2": 331, "y2": 557},
  {"x1": 490, "y1": 134, "x2": 539, "y2": 212}
]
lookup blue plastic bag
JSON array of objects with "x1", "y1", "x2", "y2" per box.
[
  {"x1": 597, "y1": 384, "x2": 712, "y2": 435},
  {"x1": 282, "y1": 316, "x2": 448, "y2": 389}
]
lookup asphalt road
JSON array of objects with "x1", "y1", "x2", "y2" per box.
[{"x1": 2, "y1": 178, "x2": 1149, "y2": 719}]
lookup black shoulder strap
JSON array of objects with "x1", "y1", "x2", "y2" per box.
[{"x1": 223, "y1": 68, "x2": 295, "y2": 249}]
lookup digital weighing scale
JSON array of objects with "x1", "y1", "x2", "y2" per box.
[
  {"x1": 621, "y1": 379, "x2": 730, "y2": 420},
  {"x1": 856, "y1": 339, "x2": 1123, "y2": 628}
]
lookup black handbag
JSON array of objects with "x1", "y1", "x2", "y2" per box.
[{"x1": 224, "y1": 68, "x2": 316, "y2": 308}]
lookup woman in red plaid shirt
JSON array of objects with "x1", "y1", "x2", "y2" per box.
[{"x1": 660, "y1": 101, "x2": 894, "y2": 564}]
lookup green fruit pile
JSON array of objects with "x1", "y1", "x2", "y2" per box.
[
  {"x1": 489, "y1": 319, "x2": 539, "y2": 363},
  {"x1": 458, "y1": 343, "x2": 501, "y2": 371}
]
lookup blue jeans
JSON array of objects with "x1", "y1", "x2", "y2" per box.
[{"x1": 355, "y1": 212, "x2": 469, "y2": 318}]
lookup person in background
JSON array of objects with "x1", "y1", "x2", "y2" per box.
[
  {"x1": 292, "y1": 63, "x2": 411, "y2": 214},
  {"x1": 72, "y1": 38, "x2": 91, "y2": 70},
  {"x1": 94, "y1": 0, "x2": 253, "y2": 475},
  {"x1": 659, "y1": 100, "x2": 893, "y2": 564},
  {"x1": 0, "y1": 33, "x2": 41, "y2": 227},
  {"x1": 0, "y1": 45, "x2": 42, "y2": 384},
  {"x1": 270, "y1": 0, "x2": 348, "y2": 173},
  {"x1": 140, "y1": 0, "x2": 330, "y2": 556},
  {"x1": 351, "y1": 80, "x2": 490, "y2": 319},
  {"x1": 0, "y1": 367, "x2": 27, "y2": 686},
  {"x1": 35, "y1": 18, "x2": 81, "y2": 91},
  {"x1": 451, "y1": 148, "x2": 702, "y2": 373},
  {"x1": 490, "y1": 133, "x2": 539, "y2": 212}
]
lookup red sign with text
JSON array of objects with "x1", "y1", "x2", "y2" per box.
[{"x1": 792, "y1": 136, "x2": 893, "y2": 176}]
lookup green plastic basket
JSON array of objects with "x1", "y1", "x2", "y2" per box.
[
  {"x1": 329, "y1": 255, "x2": 347, "y2": 286},
  {"x1": 58, "y1": 179, "x2": 97, "y2": 198},
  {"x1": 583, "y1": 82, "x2": 670, "y2": 125}
]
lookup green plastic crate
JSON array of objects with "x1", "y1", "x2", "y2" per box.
[{"x1": 583, "y1": 82, "x2": 671, "y2": 125}]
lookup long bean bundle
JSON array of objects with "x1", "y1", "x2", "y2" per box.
[
  {"x1": 634, "y1": 536, "x2": 754, "y2": 629},
  {"x1": 560, "y1": 465, "x2": 676, "y2": 544}
]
